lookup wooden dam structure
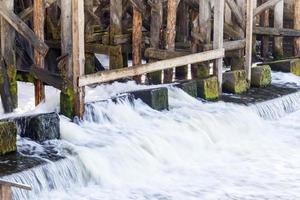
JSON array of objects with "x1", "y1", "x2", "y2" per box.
[{"x1": 0, "y1": 0, "x2": 299, "y2": 119}]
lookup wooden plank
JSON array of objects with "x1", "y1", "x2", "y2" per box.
[
  {"x1": 0, "y1": 179, "x2": 31, "y2": 190},
  {"x1": 213, "y1": 0, "x2": 224, "y2": 92},
  {"x1": 0, "y1": 56, "x2": 14, "y2": 113},
  {"x1": 253, "y1": 27, "x2": 300, "y2": 37},
  {"x1": 295, "y1": 0, "x2": 300, "y2": 56},
  {"x1": 274, "y1": 0, "x2": 284, "y2": 58},
  {"x1": 254, "y1": 0, "x2": 282, "y2": 16},
  {"x1": 145, "y1": 48, "x2": 189, "y2": 60},
  {"x1": 0, "y1": 1, "x2": 49, "y2": 56},
  {"x1": 33, "y1": 0, "x2": 45, "y2": 105},
  {"x1": 0, "y1": 185, "x2": 11, "y2": 200},
  {"x1": 225, "y1": 0, "x2": 245, "y2": 29},
  {"x1": 30, "y1": 66, "x2": 63, "y2": 90},
  {"x1": 245, "y1": 0, "x2": 254, "y2": 81},
  {"x1": 260, "y1": 0, "x2": 270, "y2": 59},
  {"x1": 129, "y1": 0, "x2": 146, "y2": 13},
  {"x1": 78, "y1": 48, "x2": 225, "y2": 87}
]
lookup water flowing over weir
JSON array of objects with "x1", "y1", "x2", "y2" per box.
[{"x1": 4, "y1": 84, "x2": 300, "y2": 200}]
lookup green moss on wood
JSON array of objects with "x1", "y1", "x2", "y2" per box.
[
  {"x1": 60, "y1": 87, "x2": 75, "y2": 119},
  {"x1": 0, "y1": 121, "x2": 17, "y2": 155},
  {"x1": 251, "y1": 65, "x2": 272, "y2": 87},
  {"x1": 197, "y1": 76, "x2": 219, "y2": 100},
  {"x1": 223, "y1": 70, "x2": 248, "y2": 94},
  {"x1": 109, "y1": 45, "x2": 123, "y2": 69}
]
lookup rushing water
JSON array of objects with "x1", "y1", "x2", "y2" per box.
[{"x1": 3, "y1": 72, "x2": 300, "y2": 200}]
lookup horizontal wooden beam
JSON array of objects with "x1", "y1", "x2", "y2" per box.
[
  {"x1": 254, "y1": 0, "x2": 281, "y2": 17},
  {"x1": 0, "y1": 180, "x2": 31, "y2": 190},
  {"x1": 30, "y1": 66, "x2": 63, "y2": 90},
  {"x1": 79, "y1": 48, "x2": 225, "y2": 86},
  {"x1": 0, "y1": 1, "x2": 49, "y2": 56},
  {"x1": 205, "y1": 39, "x2": 246, "y2": 51},
  {"x1": 254, "y1": 27, "x2": 300, "y2": 37},
  {"x1": 145, "y1": 48, "x2": 189, "y2": 60}
]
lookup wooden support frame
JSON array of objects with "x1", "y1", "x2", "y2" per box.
[
  {"x1": 295, "y1": 0, "x2": 300, "y2": 56},
  {"x1": 274, "y1": 0, "x2": 284, "y2": 58},
  {"x1": 245, "y1": 0, "x2": 254, "y2": 81}
]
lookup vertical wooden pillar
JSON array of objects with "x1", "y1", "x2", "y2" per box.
[
  {"x1": 245, "y1": 0, "x2": 254, "y2": 81},
  {"x1": 294, "y1": 0, "x2": 300, "y2": 56},
  {"x1": 0, "y1": 0, "x2": 18, "y2": 112},
  {"x1": 213, "y1": 0, "x2": 225, "y2": 92},
  {"x1": 60, "y1": 0, "x2": 85, "y2": 119},
  {"x1": 274, "y1": 0, "x2": 284, "y2": 58},
  {"x1": 132, "y1": 8, "x2": 142, "y2": 83},
  {"x1": 34, "y1": 0, "x2": 46, "y2": 105},
  {"x1": 175, "y1": 1, "x2": 189, "y2": 80},
  {"x1": 84, "y1": 0, "x2": 95, "y2": 74},
  {"x1": 147, "y1": 0, "x2": 163, "y2": 84},
  {"x1": 109, "y1": 0, "x2": 123, "y2": 69},
  {"x1": 0, "y1": 185, "x2": 12, "y2": 200},
  {"x1": 164, "y1": 0, "x2": 177, "y2": 83},
  {"x1": 252, "y1": 0, "x2": 257, "y2": 59},
  {"x1": 191, "y1": 11, "x2": 199, "y2": 79},
  {"x1": 260, "y1": 0, "x2": 269, "y2": 59}
]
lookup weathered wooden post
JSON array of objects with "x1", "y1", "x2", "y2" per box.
[
  {"x1": 164, "y1": 0, "x2": 177, "y2": 83},
  {"x1": 294, "y1": 0, "x2": 300, "y2": 56},
  {"x1": 260, "y1": 0, "x2": 269, "y2": 59},
  {"x1": 175, "y1": 1, "x2": 189, "y2": 80},
  {"x1": 147, "y1": 0, "x2": 163, "y2": 84},
  {"x1": 274, "y1": 0, "x2": 284, "y2": 58},
  {"x1": 0, "y1": 0, "x2": 18, "y2": 112},
  {"x1": 213, "y1": 0, "x2": 225, "y2": 92},
  {"x1": 109, "y1": 0, "x2": 123, "y2": 69},
  {"x1": 34, "y1": 0, "x2": 45, "y2": 105},
  {"x1": 60, "y1": 0, "x2": 85, "y2": 118},
  {"x1": 245, "y1": 0, "x2": 254, "y2": 81},
  {"x1": 132, "y1": 5, "x2": 143, "y2": 83},
  {"x1": 0, "y1": 184, "x2": 11, "y2": 200}
]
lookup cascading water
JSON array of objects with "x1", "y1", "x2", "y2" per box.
[{"x1": 3, "y1": 73, "x2": 300, "y2": 199}]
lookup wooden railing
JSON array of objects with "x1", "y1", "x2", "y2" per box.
[{"x1": 0, "y1": 180, "x2": 31, "y2": 200}]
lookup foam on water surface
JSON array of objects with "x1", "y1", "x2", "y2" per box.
[{"x1": 2, "y1": 72, "x2": 300, "y2": 199}]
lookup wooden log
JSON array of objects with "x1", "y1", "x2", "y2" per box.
[
  {"x1": 245, "y1": 0, "x2": 254, "y2": 81},
  {"x1": 273, "y1": 0, "x2": 284, "y2": 58},
  {"x1": 225, "y1": 0, "x2": 245, "y2": 29},
  {"x1": 254, "y1": 0, "x2": 282, "y2": 17},
  {"x1": 60, "y1": 0, "x2": 85, "y2": 119},
  {"x1": 0, "y1": 0, "x2": 17, "y2": 111},
  {"x1": 109, "y1": 0, "x2": 124, "y2": 69},
  {"x1": 0, "y1": 185, "x2": 11, "y2": 200},
  {"x1": 33, "y1": 0, "x2": 45, "y2": 105},
  {"x1": 0, "y1": 179, "x2": 31, "y2": 191},
  {"x1": 0, "y1": 1, "x2": 49, "y2": 56},
  {"x1": 260, "y1": 0, "x2": 269, "y2": 59},
  {"x1": 79, "y1": 49, "x2": 225, "y2": 87},
  {"x1": 164, "y1": 0, "x2": 177, "y2": 83},
  {"x1": 145, "y1": 48, "x2": 189, "y2": 60},
  {"x1": 30, "y1": 66, "x2": 63, "y2": 90},
  {"x1": 132, "y1": 8, "x2": 142, "y2": 83},
  {"x1": 147, "y1": 0, "x2": 163, "y2": 84},
  {"x1": 295, "y1": 0, "x2": 300, "y2": 56},
  {"x1": 213, "y1": 0, "x2": 225, "y2": 92}
]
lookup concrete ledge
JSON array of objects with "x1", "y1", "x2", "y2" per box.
[
  {"x1": 130, "y1": 87, "x2": 169, "y2": 111},
  {"x1": 251, "y1": 65, "x2": 272, "y2": 87},
  {"x1": 175, "y1": 80, "x2": 198, "y2": 97},
  {"x1": 0, "y1": 121, "x2": 16, "y2": 155},
  {"x1": 260, "y1": 59, "x2": 300, "y2": 76},
  {"x1": 223, "y1": 70, "x2": 248, "y2": 94},
  {"x1": 197, "y1": 76, "x2": 219, "y2": 100},
  {"x1": 2, "y1": 112, "x2": 60, "y2": 142}
]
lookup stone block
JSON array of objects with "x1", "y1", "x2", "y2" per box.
[
  {"x1": 223, "y1": 70, "x2": 248, "y2": 94},
  {"x1": 261, "y1": 59, "x2": 300, "y2": 76},
  {"x1": 251, "y1": 65, "x2": 272, "y2": 87},
  {"x1": 175, "y1": 80, "x2": 198, "y2": 97},
  {"x1": 197, "y1": 76, "x2": 219, "y2": 100}
]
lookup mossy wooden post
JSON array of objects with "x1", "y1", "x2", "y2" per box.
[
  {"x1": 164, "y1": 0, "x2": 177, "y2": 83},
  {"x1": 147, "y1": 0, "x2": 163, "y2": 84},
  {"x1": 175, "y1": 1, "x2": 188, "y2": 80},
  {"x1": 84, "y1": 0, "x2": 95, "y2": 74},
  {"x1": 213, "y1": 0, "x2": 225, "y2": 92},
  {"x1": 60, "y1": 0, "x2": 85, "y2": 119},
  {"x1": 109, "y1": 0, "x2": 123, "y2": 70},
  {"x1": 294, "y1": 0, "x2": 300, "y2": 56},
  {"x1": 132, "y1": 7, "x2": 142, "y2": 83},
  {"x1": 33, "y1": 0, "x2": 46, "y2": 105},
  {"x1": 260, "y1": 0, "x2": 269, "y2": 59},
  {"x1": 0, "y1": 0, "x2": 18, "y2": 112},
  {"x1": 274, "y1": 0, "x2": 284, "y2": 58}
]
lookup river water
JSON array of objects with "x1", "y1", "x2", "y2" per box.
[{"x1": 3, "y1": 72, "x2": 300, "y2": 200}]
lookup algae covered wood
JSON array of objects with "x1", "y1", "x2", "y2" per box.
[{"x1": 33, "y1": 0, "x2": 45, "y2": 105}]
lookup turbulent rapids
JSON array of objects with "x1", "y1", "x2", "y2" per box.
[{"x1": 2, "y1": 74, "x2": 300, "y2": 199}]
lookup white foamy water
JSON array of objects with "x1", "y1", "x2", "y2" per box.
[{"x1": 3, "y1": 72, "x2": 300, "y2": 199}]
